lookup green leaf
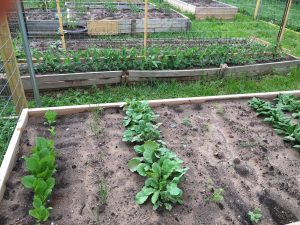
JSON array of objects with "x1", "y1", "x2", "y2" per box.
[
  {"x1": 167, "y1": 183, "x2": 181, "y2": 196},
  {"x1": 33, "y1": 195, "x2": 43, "y2": 209},
  {"x1": 136, "y1": 163, "x2": 150, "y2": 177},
  {"x1": 151, "y1": 163, "x2": 161, "y2": 178},
  {"x1": 135, "y1": 187, "x2": 155, "y2": 204},
  {"x1": 128, "y1": 157, "x2": 142, "y2": 172},
  {"x1": 145, "y1": 178, "x2": 159, "y2": 189},
  {"x1": 21, "y1": 175, "x2": 36, "y2": 189},
  {"x1": 164, "y1": 203, "x2": 172, "y2": 211},
  {"x1": 151, "y1": 191, "x2": 160, "y2": 204}
]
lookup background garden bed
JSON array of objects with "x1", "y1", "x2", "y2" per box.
[
  {"x1": 164, "y1": 0, "x2": 238, "y2": 20},
  {"x1": 0, "y1": 92, "x2": 300, "y2": 224}
]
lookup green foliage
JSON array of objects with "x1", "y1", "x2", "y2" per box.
[
  {"x1": 44, "y1": 110, "x2": 57, "y2": 126},
  {"x1": 90, "y1": 107, "x2": 103, "y2": 136},
  {"x1": 123, "y1": 99, "x2": 161, "y2": 142},
  {"x1": 248, "y1": 208, "x2": 263, "y2": 224},
  {"x1": 181, "y1": 117, "x2": 191, "y2": 127},
  {"x1": 31, "y1": 42, "x2": 285, "y2": 74},
  {"x1": 128, "y1": 3, "x2": 141, "y2": 13},
  {"x1": 123, "y1": 99, "x2": 157, "y2": 127},
  {"x1": 123, "y1": 100, "x2": 188, "y2": 210},
  {"x1": 123, "y1": 121, "x2": 161, "y2": 142},
  {"x1": 48, "y1": 126, "x2": 56, "y2": 138},
  {"x1": 104, "y1": 1, "x2": 117, "y2": 14},
  {"x1": 21, "y1": 137, "x2": 57, "y2": 223},
  {"x1": 249, "y1": 95, "x2": 300, "y2": 150},
  {"x1": 99, "y1": 180, "x2": 108, "y2": 205},
  {"x1": 208, "y1": 188, "x2": 224, "y2": 203}
]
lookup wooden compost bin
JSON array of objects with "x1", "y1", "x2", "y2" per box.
[
  {"x1": 0, "y1": 90, "x2": 300, "y2": 225},
  {"x1": 164, "y1": 0, "x2": 238, "y2": 20}
]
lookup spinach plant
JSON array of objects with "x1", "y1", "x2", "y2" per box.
[
  {"x1": 248, "y1": 208, "x2": 263, "y2": 224},
  {"x1": 21, "y1": 137, "x2": 57, "y2": 224},
  {"x1": 44, "y1": 110, "x2": 57, "y2": 126}
]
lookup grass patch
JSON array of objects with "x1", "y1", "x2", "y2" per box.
[{"x1": 30, "y1": 67, "x2": 300, "y2": 108}]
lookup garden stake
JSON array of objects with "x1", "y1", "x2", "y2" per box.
[{"x1": 56, "y1": 0, "x2": 66, "y2": 50}]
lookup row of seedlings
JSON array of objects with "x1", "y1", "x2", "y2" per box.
[
  {"x1": 122, "y1": 99, "x2": 189, "y2": 210},
  {"x1": 21, "y1": 110, "x2": 58, "y2": 224},
  {"x1": 249, "y1": 94, "x2": 300, "y2": 150}
]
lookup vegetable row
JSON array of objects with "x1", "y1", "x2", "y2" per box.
[
  {"x1": 27, "y1": 42, "x2": 284, "y2": 74},
  {"x1": 21, "y1": 110, "x2": 58, "y2": 224},
  {"x1": 122, "y1": 99, "x2": 188, "y2": 210},
  {"x1": 249, "y1": 94, "x2": 300, "y2": 150}
]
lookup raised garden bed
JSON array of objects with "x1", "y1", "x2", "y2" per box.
[
  {"x1": 0, "y1": 91, "x2": 300, "y2": 224},
  {"x1": 165, "y1": 0, "x2": 238, "y2": 20},
  {"x1": 24, "y1": 4, "x2": 191, "y2": 36},
  {"x1": 14, "y1": 39, "x2": 300, "y2": 91}
]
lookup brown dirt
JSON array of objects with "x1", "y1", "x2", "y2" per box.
[{"x1": 0, "y1": 99, "x2": 300, "y2": 225}]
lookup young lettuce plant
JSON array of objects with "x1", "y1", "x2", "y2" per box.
[
  {"x1": 21, "y1": 137, "x2": 57, "y2": 223},
  {"x1": 44, "y1": 110, "x2": 57, "y2": 127},
  {"x1": 134, "y1": 154, "x2": 188, "y2": 210}
]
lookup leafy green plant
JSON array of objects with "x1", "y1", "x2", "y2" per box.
[
  {"x1": 123, "y1": 100, "x2": 188, "y2": 210},
  {"x1": 48, "y1": 126, "x2": 56, "y2": 138},
  {"x1": 123, "y1": 120, "x2": 161, "y2": 142},
  {"x1": 248, "y1": 208, "x2": 263, "y2": 224},
  {"x1": 134, "y1": 147, "x2": 188, "y2": 210},
  {"x1": 207, "y1": 188, "x2": 224, "y2": 203},
  {"x1": 21, "y1": 137, "x2": 57, "y2": 223},
  {"x1": 129, "y1": 3, "x2": 141, "y2": 13},
  {"x1": 181, "y1": 117, "x2": 191, "y2": 127},
  {"x1": 44, "y1": 110, "x2": 57, "y2": 126},
  {"x1": 104, "y1": 1, "x2": 118, "y2": 14},
  {"x1": 31, "y1": 42, "x2": 286, "y2": 74},
  {"x1": 123, "y1": 99, "x2": 157, "y2": 127},
  {"x1": 249, "y1": 96, "x2": 300, "y2": 150}
]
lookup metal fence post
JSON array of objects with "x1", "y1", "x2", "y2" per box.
[
  {"x1": 0, "y1": 17, "x2": 28, "y2": 114},
  {"x1": 16, "y1": 0, "x2": 41, "y2": 106}
]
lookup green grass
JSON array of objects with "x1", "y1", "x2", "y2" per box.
[
  {"x1": 222, "y1": 0, "x2": 300, "y2": 31},
  {"x1": 0, "y1": 99, "x2": 17, "y2": 163},
  {"x1": 31, "y1": 67, "x2": 300, "y2": 107}
]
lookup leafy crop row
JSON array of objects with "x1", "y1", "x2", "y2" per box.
[
  {"x1": 21, "y1": 110, "x2": 58, "y2": 224},
  {"x1": 248, "y1": 94, "x2": 300, "y2": 150},
  {"x1": 31, "y1": 42, "x2": 284, "y2": 74},
  {"x1": 123, "y1": 99, "x2": 188, "y2": 210}
]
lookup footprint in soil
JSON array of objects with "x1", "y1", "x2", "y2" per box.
[{"x1": 259, "y1": 195, "x2": 298, "y2": 225}]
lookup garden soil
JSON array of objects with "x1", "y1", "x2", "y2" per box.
[{"x1": 0, "y1": 99, "x2": 299, "y2": 225}]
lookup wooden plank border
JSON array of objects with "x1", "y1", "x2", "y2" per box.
[
  {"x1": 127, "y1": 59, "x2": 300, "y2": 82},
  {"x1": 2, "y1": 90, "x2": 300, "y2": 225},
  {"x1": 0, "y1": 109, "x2": 28, "y2": 201},
  {"x1": 21, "y1": 71, "x2": 123, "y2": 91}
]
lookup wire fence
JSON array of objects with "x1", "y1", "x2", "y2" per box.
[{"x1": 0, "y1": 18, "x2": 27, "y2": 163}]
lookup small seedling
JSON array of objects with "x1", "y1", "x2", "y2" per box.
[
  {"x1": 248, "y1": 208, "x2": 263, "y2": 224},
  {"x1": 48, "y1": 126, "x2": 56, "y2": 138},
  {"x1": 203, "y1": 123, "x2": 209, "y2": 132},
  {"x1": 99, "y1": 180, "x2": 108, "y2": 205},
  {"x1": 182, "y1": 117, "x2": 192, "y2": 127},
  {"x1": 216, "y1": 107, "x2": 225, "y2": 116},
  {"x1": 44, "y1": 110, "x2": 57, "y2": 126},
  {"x1": 205, "y1": 179, "x2": 224, "y2": 204},
  {"x1": 209, "y1": 188, "x2": 224, "y2": 203},
  {"x1": 90, "y1": 107, "x2": 103, "y2": 136}
]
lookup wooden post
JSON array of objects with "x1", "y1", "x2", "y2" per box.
[
  {"x1": 253, "y1": 0, "x2": 261, "y2": 19},
  {"x1": 56, "y1": 0, "x2": 66, "y2": 50},
  {"x1": 277, "y1": 0, "x2": 293, "y2": 46},
  {"x1": 144, "y1": 0, "x2": 148, "y2": 54},
  {"x1": 0, "y1": 17, "x2": 28, "y2": 114}
]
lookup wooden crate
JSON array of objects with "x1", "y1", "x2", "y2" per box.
[{"x1": 87, "y1": 20, "x2": 119, "y2": 35}]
